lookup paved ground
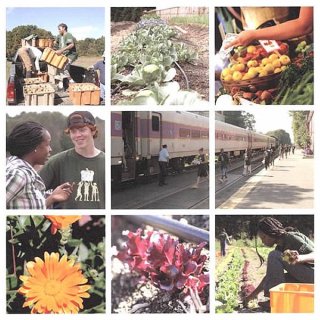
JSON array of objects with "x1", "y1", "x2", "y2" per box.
[
  {"x1": 112, "y1": 169, "x2": 209, "y2": 209},
  {"x1": 217, "y1": 150, "x2": 313, "y2": 209}
]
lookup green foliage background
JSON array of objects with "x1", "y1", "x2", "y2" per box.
[
  {"x1": 6, "y1": 112, "x2": 105, "y2": 155},
  {"x1": 6, "y1": 25, "x2": 105, "y2": 58},
  {"x1": 7, "y1": 215, "x2": 106, "y2": 314},
  {"x1": 111, "y1": 7, "x2": 156, "y2": 22}
]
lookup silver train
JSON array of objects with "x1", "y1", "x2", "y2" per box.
[
  {"x1": 111, "y1": 111, "x2": 209, "y2": 184},
  {"x1": 215, "y1": 120, "x2": 277, "y2": 156}
]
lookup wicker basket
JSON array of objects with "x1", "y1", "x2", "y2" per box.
[{"x1": 221, "y1": 72, "x2": 282, "y2": 92}]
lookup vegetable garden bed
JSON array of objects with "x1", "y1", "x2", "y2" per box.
[{"x1": 111, "y1": 19, "x2": 209, "y2": 105}]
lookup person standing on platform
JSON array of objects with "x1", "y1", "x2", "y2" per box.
[
  {"x1": 243, "y1": 148, "x2": 252, "y2": 176},
  {"x1": 192, "y1": 148, "x2": 208, "y2": 188},
  {"x1": 158, "y1": 144, "x2": 169, "y2": 186},
  {"x1": 218, "y1": 148, "x2": 230, "y2": 183}
]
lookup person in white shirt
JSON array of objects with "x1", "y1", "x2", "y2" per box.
[
  {"x1": 14, "y1": 39, "x2": 42, "y2": 78},
  {"x1": 158, "y1": 144, "x2": 169, "y2": 186}
]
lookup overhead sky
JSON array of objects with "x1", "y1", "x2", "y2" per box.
[
  {"x1": 6, "y1": 7, "x2": 105, "y2": 40},
  {"x1": 248, "y1": 109, "x2": 294, "y2": 140}
]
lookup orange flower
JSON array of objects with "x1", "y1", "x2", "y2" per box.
[
  {"x1": 18, "y1": 252, "x2": 90, "y2": 314},
  {"x1": 45, "y1": 215, "x2": 81, "y2": 234}
]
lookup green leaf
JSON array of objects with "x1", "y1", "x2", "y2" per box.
[
  {"x1": 121, "y1": 89, "x2": 137, "y2": 97},
  {"x1": 78, "y1": 243, "x2": 89, "y2": 262},
  {"x1": 163, "y1": 68, "x2": 176, "y2": 82}
]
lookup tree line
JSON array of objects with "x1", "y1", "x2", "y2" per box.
[
  {"x1": 216, "y1": 215, "x2": 314, "y2": 241},
  {"x1": 111, "y1": 7, "x2": 156, "y2": 22},
  {"x1": 6, "y1": 112, "x2": 105, "y2": 155},
  {"x1": 6, "y1": 25, "x2": 105, "y2": 58}
]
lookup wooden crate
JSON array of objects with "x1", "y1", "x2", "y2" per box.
[
  {"x1": 68, "y1": 83, "x2": 100, "y2": 105},
  {"x1": 21, "y1": 38, "x2": 38, "y2": 47},
  {"x1": 41, "y1": 47, "x2": 68, "y2": 69},
  {"x1": 23, "y1": 83, "x2": 55, "y2": 106},
  {"x1": 38, "y1": 39, "x2": 54, "y2": 48}
]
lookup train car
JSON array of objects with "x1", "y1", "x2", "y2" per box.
[
  {"x1": 111, "y1": 111, "x2": 209, "y2": 184},
  {"x1": 215, "y1": 120, "x2": 276, "y2": 156}
]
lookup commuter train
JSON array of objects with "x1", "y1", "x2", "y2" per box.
[
  {"x1": 215, "y1": 120, "x2": 276, "y2": 156},
  {"x1": 111, "y1": 111, "x2": 209, "y2": 184}
]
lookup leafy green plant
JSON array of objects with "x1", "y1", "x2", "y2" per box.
[
  {"x1": 111, "y1": 20, "x2": 203, "y2": 105},
  {"x1": 215, "y1": 249, "x2": 243, "y2": 313}
]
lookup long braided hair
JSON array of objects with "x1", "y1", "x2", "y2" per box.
[
  {"x1": 7, "y1": 121, "x2": 46, "y2": 158},
  {"x1": 249, "y1": 217, "x2": 295, "y2": 267}
]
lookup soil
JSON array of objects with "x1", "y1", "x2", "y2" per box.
[
  {"x1": 111, "y1": 215, "x2": 210, "y2": 313},
  {"x1": 110, "y1": 22, "x2": 209, "y2": 104}
]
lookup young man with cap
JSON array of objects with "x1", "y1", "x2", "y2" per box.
[
  {"x1": 158, "y1": 144, "x2": 169, "y2": 186},
  {"x1": 40, "y1": 111, "x2": 105, "y2": 209}
]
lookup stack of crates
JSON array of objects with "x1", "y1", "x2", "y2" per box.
[{"x1": 68, "y1": 83, "x2": 100, "y2": 105}]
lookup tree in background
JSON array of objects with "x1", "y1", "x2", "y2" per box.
[
  {"x1": 265, "y1": 129, "x2": 291, "y2": 145},
  {"x1": 6, "y1": 25, "x2": 53, "y2": 58},
  {"x1": 215, "y1": 215, "x2": 314, "y2": 241},
  {"x1": 223, "y1": 111, "x2": 256, "y2": 130},
  {"x1": 290, "y1": 111, "x2": 310, "y2": 147},
  {"x1": 111, "y1": 7, "x2": 156, "y2": 22},
  {"x1": 7, "y1": 25, "x2": 105, "y2": 58},
  {"x1": 6, "y1": 112, "x2": 105, "y2": 155}
]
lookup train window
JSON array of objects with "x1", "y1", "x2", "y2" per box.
[
  {"x1": 191, "y1": 130, "x2": 200, "y2": 138},
  {"x1": 179, "y1": 128, "x2": 190, "y2": 138},
  {"x1": 201, "y1": 131, "x2": 209, "y2": 138},
  {"x1": 152, "y1": 116, "x2": 160, "y2": 131}
]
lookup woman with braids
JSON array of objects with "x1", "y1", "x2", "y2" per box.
[
  {"x1": 245, "y1": 217, "x2": 314, "y2": 311},
  {"x1": 6, "y1": 121, "x2": 73, "y2": 209}
]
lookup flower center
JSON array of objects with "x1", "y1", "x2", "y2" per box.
[{"x1": 44, "y1": 280, "x2": 62, "y2": 296}]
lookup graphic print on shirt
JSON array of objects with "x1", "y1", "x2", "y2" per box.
[{"x1": 74, "y1": 168, "x2": 100, "y2": 202}]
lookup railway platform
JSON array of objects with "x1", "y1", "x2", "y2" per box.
[
  {"x1": 112, "y1": 169, "x2": 209, "y2": 209},
  {"x1": 217, "y1": 150, "x2": 313, "y2": 209}
]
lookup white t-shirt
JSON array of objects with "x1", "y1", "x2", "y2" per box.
[{"x1": 14, "y1": 46, "x2": 42, "y2": 71}]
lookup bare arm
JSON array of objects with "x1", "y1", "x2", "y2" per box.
[
  {"x1": 226, "y1": 7, "x2": 313, "y2": 48},
  {"x1": 56, "y1": 42, "x2": 75, "y2": 55},
  {"x1": 244, "y1": 276, "x2": 265, "y2": 303}
]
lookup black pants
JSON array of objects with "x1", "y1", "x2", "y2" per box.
[{"x1": 158, "y1": 161, "x2": 167, "y2": 185}]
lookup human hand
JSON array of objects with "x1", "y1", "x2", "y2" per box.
[
  {"x1": 224, "y1": 30, "x2": 256, "y2": 49},
  {"x1": 55, "y1": 49, "x2": 63, "y2": 56},
  {"x1": 282, "y1": 249, "x2": 299, "y2": 264},
  {"x1": 51, "y1": 182, "x2": 74, "y2": 202}
]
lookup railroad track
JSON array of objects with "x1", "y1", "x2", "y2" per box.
[{"x1": 215, "y1": 161, "x2": 265, "y2": 195}]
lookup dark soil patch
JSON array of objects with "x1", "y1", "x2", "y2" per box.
[{"x1": 111, "y1": 215, "x2": 210, "y2": 313}]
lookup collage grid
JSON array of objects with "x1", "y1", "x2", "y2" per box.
[{"x1": 1, "y1": 0, "x2": 319, "y2": 319}]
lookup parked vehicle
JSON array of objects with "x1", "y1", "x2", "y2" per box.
[{"x1": 6, "y1": 53, "x2": 98, "y2": 105}]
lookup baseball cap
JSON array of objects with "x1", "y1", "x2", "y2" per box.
[{"x1": 67, "y1": 111, "x2": 95, "y2": 129}]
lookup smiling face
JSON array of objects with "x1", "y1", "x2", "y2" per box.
[
  {"x1": 258, "y1": 230, "x2": 277, "y2": 247},
  {"x1": 69, "y1": 126, "x2": 95, "y2": 151},
  {"x1": 34, "y1": 130, "x2": 52, "y2": 165}
]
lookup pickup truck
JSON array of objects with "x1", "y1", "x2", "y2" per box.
[{"x1": 7, "y1": 54, "x2": 99, "y2": 105}]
